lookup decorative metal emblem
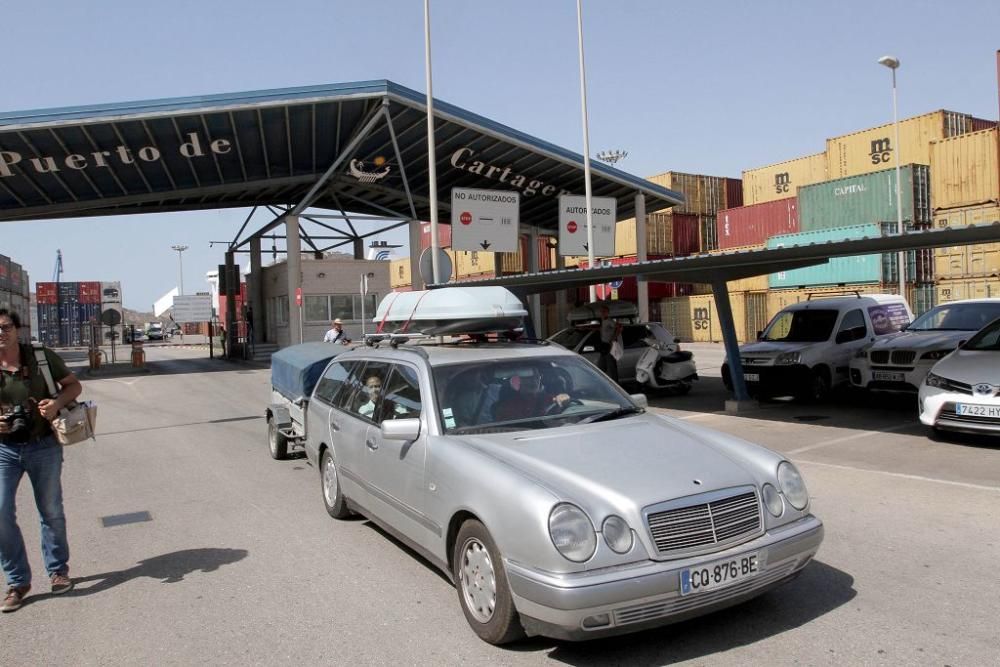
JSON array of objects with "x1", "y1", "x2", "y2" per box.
[
  {"x1": 973, "y1": 383, "x2": 995, "y2": 397},
  {"x1": 348, "y1": 156, "x2": 391, "y2": 183}
]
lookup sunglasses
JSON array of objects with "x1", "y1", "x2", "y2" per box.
[{"x1": 0, "y1": 324, "x2": 15, "y2": 333}]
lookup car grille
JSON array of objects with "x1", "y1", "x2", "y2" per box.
[
  {"x1": 646, "y1": 490, "x2": 762, "y2": 557},
  {"x1": 611, "y1": 560, "x2": 797, "y2": 627},
  {"x1": 870, "y1": 350, "x2": 916, "y2": 366}
]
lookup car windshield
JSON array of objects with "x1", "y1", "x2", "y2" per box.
[
  {"x1": 433, "y1": 355, "x2": 639, "y2": 434},
  {"x1": 549, "y1": 327, "x2": 595, "y2": 349},
  {"x1": 907, "y1": 302, "x2": 1000, "y2": 332},
  {"x1": 761, "y1": 309, "x2": 838, "y2": 342},
  {"x1": 961, "y1": 317, "x2": 1000, "y2": 351}
]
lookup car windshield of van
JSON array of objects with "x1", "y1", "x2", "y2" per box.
[
  {"x1": 762, "y1": 309, "x2": 838, "y2": 342},
  {"x1": 907, "y1": 302, "x2": 1000, "y2": 332},
  {"x1": 433, "y1": 355, "x2": 639, "y2": 434},
  {"x1": 961, "y1": 317, "x2": 1000, "y2": 351}
]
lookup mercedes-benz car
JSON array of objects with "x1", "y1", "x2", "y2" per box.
[
  {"x1": 919, "y1": 315, "x2": 1000, "y2": 435},
  {"x1": 279, "y1": 287, "x2": 824, "y2": 645},
  {"x1": 851, "y1": 299, "x2": 1000, "y2": 394}
]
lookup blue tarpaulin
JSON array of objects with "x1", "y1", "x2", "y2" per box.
[{"x1": 270, "y1": 342, "x2": 346, "y2": 401}]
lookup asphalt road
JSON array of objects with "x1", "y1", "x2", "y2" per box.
[{"x1": 3, "y1": 345, "x2": 998, "y2": 666}]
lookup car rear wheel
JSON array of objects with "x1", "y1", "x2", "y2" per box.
[
  {"x1": 267, "y1": 417, "x2": 288, "y2": 460},
  {"x1": 320, "y1": 448, "x2": 351, "y2": 519},
  {"x1": 453, "y1": 520, "x2": 524, "y2": 645},
  {"x1": 798, "y1": 368, "x2": 830, "y2": 403}
]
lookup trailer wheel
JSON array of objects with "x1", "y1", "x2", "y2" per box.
[{"x1": 267, "y1": 416, "x2": 288, "y2": 460}]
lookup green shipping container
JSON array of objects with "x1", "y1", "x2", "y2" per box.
[
  {"x1": 798, "y1": 164, "x2": 931, "y2": 232},
  {"x1": 767, "y1": 224, "x2": 883, "y2": 288}
]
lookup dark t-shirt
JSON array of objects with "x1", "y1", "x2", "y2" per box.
[{"x1": 0, "y1": 344, "x2": 71, "y2": 440}]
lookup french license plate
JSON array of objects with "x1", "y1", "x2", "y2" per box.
[
  {"x1": 873, "y1": 371, "x2": 904, "y2": 382},
  {"x1": 680, "y1": 552, "x2": 759, "y2": 596},
  {"x1": 956, "y1": 403, "x2": 1000, "y2": 419},
  {"x1": 743, "y1": 373, "x2": 760, "y2": 382}
]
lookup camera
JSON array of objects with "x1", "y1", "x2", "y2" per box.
[{"x1": 1, "y1": 403, "x2": 35, "y2": 443}]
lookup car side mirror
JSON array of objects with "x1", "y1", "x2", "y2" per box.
[
  {"x1": 756, "y1": 330, "x2": 764, "y2": 340},
  {"x1": 629, "y1": 393, "x2": 649, "y2": 409},
  {"x1": 381, "y1": 418, "x2": 421, "y2": 441},
  {"x1": 582, "y1": 345, "x2": 595, "y2": 353}
]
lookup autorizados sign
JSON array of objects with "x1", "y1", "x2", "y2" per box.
[{"x1": 0, "y1": 132, "x2": 232, "y2": 178}]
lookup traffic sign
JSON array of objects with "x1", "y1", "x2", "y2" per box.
[
  {"x1": 418, "y1": 247, "x2": 454, "y2": 285},
  {"x1": 172, "y1": 295, "x2": 213, "y2": 323},
  {"x1": 295, "y1": 288, "x2": 302, "y2": 307},
  {"x1": 609, "y1": 278, "x2": 624, "y2": 289},
  {"x1": 450, "y1": 187, "x2": 520, "y2": 252},
  {"x1": 557, "y1": 195, "x2": 616, "y2": 257}
]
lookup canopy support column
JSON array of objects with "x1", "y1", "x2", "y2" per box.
[
  {"x1": 224, "y1": 250, "x2": 237, "y2": 359},
  {"x1": 249, "y1": 236, "x2": 263, "y2": 343},
  {"x1": 526, "y1": 226, "x2": 542, "y2": 337},
  {"x1": 711, "y1": 280, "x2": 753, "y2": 410},
  {"x1": 635, "y1": 193, "x2": 649, "y2": 322},
  {"x1": 286, "y1": 215, "x2": 303, "y2": 345},
  {"x1": 409, "y1": 221, "x2": 424, "y2": 290}
]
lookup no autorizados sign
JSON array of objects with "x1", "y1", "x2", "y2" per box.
[{"x1": 450, "y1": 187, "x2": 520, "y2": 252}]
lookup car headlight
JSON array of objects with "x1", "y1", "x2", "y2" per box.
[
  {"x1": 601, "y1": 515, "x2": 633, "y2": 554},
  {"x1": 762, "y1": 483, "x2": 784, "y2": 517},
  {"x1": 777, "y1": 461, "x2": 809, "y2": 510},
  {"x1": 920, "y1": 350, "x2": 950, "y2": 361},
  {"x1": 925, "y1": 372, "x2": 948, "y2": 388},
  {"x1": 775, "y1": 351, "x2": 801, "y2": 365},
  {"x1": 549, "y1": 503, "x2": 597, "y2": 562}
]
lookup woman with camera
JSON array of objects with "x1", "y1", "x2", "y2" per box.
[{"x1": 0, "y1": 309, "x2": 82, "y2": 612}]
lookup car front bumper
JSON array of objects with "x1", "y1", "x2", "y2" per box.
[
  {"x1": 506, "y1": 514, "x2": 823, "y2": 641},
  {"x1": 722, "y1": 363, "x2": 813, "y2": 396},
  {"x1": 919, "y1": 386, "x2": 1000, "y2": 434},
  {"x1": 851, "y1": 359, "x2": 935, "y2": 393}
]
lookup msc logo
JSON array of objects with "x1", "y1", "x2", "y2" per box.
[
  {"x1": 693, "y1": 306, "x2": 711, "y2": 330},
  {"x1": 869, "y1": 137, "x2": 893, "y2": 165},
  {"x1": 774, "y1": 172, "x2": 791, "y2": 195}
]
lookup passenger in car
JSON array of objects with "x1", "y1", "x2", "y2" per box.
[{"x1": 493, "y1": 370, "x2": 571, "y2": 422}]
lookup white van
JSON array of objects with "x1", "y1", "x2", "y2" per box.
[{"x1": 722, "y1": 293, "x2": 912, "y2": 401}]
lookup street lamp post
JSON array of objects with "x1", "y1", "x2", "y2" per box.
[
  {"x1": 360, "y1": 272, "x2": 374, "y2": 337},
  {"x1": 877, "y1": 55, "x2": 906, "y2": 298},
  {"x1": 171, "y1": 244, "x2": 189, "y2": 295}
]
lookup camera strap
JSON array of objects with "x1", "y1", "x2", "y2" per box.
[{"x1": 32, "y1": 344, "x2": 64, "y2": 407}]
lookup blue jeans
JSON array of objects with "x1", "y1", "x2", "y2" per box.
[{"x1": 0, "y1": 435, "x2": 70, "y2": 588}]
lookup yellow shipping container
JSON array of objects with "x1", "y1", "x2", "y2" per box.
[
  {"x1": 646, "y1": 171, "x2": 728, "y2": 215},
  {"x1": 389, "y1": 258, "x2": 411, "y2": 289},
  {"x1": 498, "y1": 249, "x2": 524, "y2": 274},
  {"x1": 742, "y1": 153, "x2": 827, "y2": 206},
  {"x1": 826, "y1": 110, "x2": 976, "y2": 179},
  {"x1": 930, "y1": 127, "x2": 999, "y2": 210},
  {"x1": 932, "y1": 204, "x2": 1000, "y2": 280},
  {"x1": 657, "y1": 292, "x2": 769, "y2": 343},
  {"x1": 615, "y1": 218, "x2": 638, "y2": 256},
  {"x1": 936, "y1": 278, "x2": 1000, "y2": 303},
  {"x1": 454, "y1": 249, "x2": 494, "y2": 278}
]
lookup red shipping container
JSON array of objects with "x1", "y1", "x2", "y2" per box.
[
  {"x1": 716, "y1": 198, "x2": 799, "y2": 250},
  {"x1": 78, "y1": 281, "x2": 101, "y2": 304},
  {"x1": 36, "y1": 282, "x2": 58, "y2": 304},
  {"x1": 419, "y1": 222, "x2": 452, "y2": 249},
  {"x1": 672, "y1": 215, "x2": 701, "y2": 257},
  {"x1": 725, "y1": 177, "x2": 744, "y2": 209}
]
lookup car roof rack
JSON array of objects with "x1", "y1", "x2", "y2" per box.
[{"x1": 806, "y1": 290, "x2": 863, "y2": 300}]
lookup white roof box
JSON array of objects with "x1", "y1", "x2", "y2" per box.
[{"x1": 373, "y1": 286, "x2": 528, "y2": 335}]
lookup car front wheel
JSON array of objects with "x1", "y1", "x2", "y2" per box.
[{"x1": 453, "y1": 520, "x2": 524, "y2": 645}]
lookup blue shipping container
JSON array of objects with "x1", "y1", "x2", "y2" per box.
[{"x1": 767, "y1": 224, "x2": 883, "y2": 289}]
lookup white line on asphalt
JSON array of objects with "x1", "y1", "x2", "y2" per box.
[
  {"x1": 787, "y1": 422, "x2": 915, "y2": 454},
  {"x1": 796, "y1": 460, "x2": 1000, "y2": 493}
]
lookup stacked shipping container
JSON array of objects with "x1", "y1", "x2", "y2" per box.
[
  {"x1": 35, "y1": 280, "x2": 123, "y2": 347},
  {"x1": 0, "y1": 253, "x2": 31, "y2": 341}
]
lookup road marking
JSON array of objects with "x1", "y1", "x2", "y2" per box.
[
  {"x1": 787, "y1": 422, "x2": 915, "y2": 454},
  {"x1": 796, "y1": 460, "x2": 1000, "y2": 493}
]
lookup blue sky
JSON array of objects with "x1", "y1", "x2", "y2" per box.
[{"x1": 2, "y1": 0, "x2": 998, "y2": 309}]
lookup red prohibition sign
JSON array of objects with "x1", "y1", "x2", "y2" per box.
[
  {"x1": 460, "y1": 211, "x2": 473, "y2": 225},
  {"x1": 567, "y1": 220, "x2": 578, "y2": 233}
]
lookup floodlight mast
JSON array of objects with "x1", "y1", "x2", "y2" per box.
[{"x1": 596, "y1": 150, "x2": 628, "y2": 167}]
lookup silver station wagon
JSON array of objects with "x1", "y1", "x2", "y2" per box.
[{"x1": 284, "y1": 288, "x2": 824, "y2": 644}]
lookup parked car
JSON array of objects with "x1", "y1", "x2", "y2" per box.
[
  {"x1": 146, "y1": 324, "x2": 164, "y2": 341},
  {"x1": 722, "y1": 293, "x2": 912, "y2": 401},
  {"x1": 269, "y1": 287, "x2": 824, "y2": 644},
  {"x1": 919, "y1": 315, "x2": 1000, "y2": 435},
  {"x1": 851, "y1": 299, "x2": 1000, "y2": 394}
]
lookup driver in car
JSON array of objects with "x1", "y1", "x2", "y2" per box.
[{"x1": 493, "y1": 370, "x2": 572, "y2": 421}]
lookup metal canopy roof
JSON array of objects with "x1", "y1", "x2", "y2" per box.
[
  {"x1": 0, "y1": 80, "x2": 684, "y2": 228},
  {"x1": 449, "y1": 223, "x2": 1000, "y2": 292}
]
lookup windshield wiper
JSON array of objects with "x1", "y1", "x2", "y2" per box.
[{"x1": 579, "y1": 406, "x2": 644, "y2": 424}]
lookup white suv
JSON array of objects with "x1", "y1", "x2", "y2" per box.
[
  {"x1": 722, "y1": 294, "x2": 912, "y2": 401},
  {"x1": 851, "y1": 298, "x2": 1000, "y2": 394}
]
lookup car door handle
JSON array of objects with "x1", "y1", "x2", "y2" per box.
[
  {"x1": 330, "y1": 421, "x2": 340, "y2": 432},
  {"x1": 366, "y1": 439, "x2": 379, "y2": 451}
]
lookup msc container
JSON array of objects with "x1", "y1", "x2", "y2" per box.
[
  {"x1": 657, "y1": 291, "x2": 768, "y2": 343},
  {"x1": 936, "y1": 278, "x2": 1000, "y2": 303},
  {"x1": 931, "y1": 204, "x2": 1000, "y2": 280},
  {"x1": 742, "y1": 153, "x2": 827, "y2": 206},
  {"x1": 390, "y1": 258, "x2": 411, "y2": 289},
  {"x1": 826, "y1": 110, "x2": 978, "y2": 179},
  {"x1": 717, "y1": 198, "x2": 799, "y2": 249},
  {"x1": 646, "y1": 171, "x2": 730, "y2": 215},
  {"x1": 929, "y1": 127, "x2": 999, "y2": 210},
  {"x1": 798, "y1": 164, "x2": 931, "y2": 232}
]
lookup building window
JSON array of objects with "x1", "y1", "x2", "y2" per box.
[
  {"x1": 304, "y1": 295, "x2": 329, "y2": 322},
  {"x1": 301, "y1": 294, "x2": 379, "y2": 323},
  {"x1": 273, "y1": 296, "x2": 289, "y2": 325}
]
